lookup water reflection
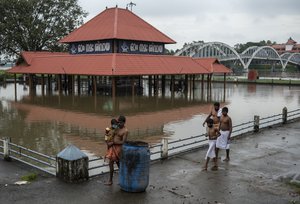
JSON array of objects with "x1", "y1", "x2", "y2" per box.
[{"x1": 0, "y1": 82, "x2": 299, "y2": 158}]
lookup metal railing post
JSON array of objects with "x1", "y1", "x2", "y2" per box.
[
  {"x1": 282, "y1": 107, "x2": 287, "y2": 124},
  {"x1": 254, "y1": 115, "x2": 260, "y2": 132},
  {"x1": 161, "y1": 138, "x2": 168, "y2": 160},
  {"x1": 3, "y1": 137, "x2": 11, "y2": 161}
]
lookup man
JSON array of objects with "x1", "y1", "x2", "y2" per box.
[
  {"x1": 216, "y1": 107, "x2": 232, "y2": 162},
  {"x1": 203, "y1": 102, "x2": 222, "y2": 128},
  {"x1": 105, "y1": 115, "x2": 128, "y2": 185}
]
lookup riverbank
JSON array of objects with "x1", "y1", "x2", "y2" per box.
[{"x1": 0, "y1": 119, "x2": 299, "y2": 204}]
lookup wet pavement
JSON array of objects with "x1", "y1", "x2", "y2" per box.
[{"x1": 0, "y1": 120, "x2": 300, "y2": 204}]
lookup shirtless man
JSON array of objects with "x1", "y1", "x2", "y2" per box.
[
  {"x1": 105, "y1": 115, "x2": 128, "y2": 185},
  {"x1": 216, "y1": 107, "x2": 232, "y2": 161},
  {"x1": 203, "y1": 102, "x2": 222, "y2": 128}
]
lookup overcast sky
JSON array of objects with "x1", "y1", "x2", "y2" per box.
[{"x1": 78, "y1": 0, "x2": 300, "y2": 51}]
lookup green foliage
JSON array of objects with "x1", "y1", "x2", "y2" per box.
[
  {"x1": 0, "y1": 0, "x2": 87, "y2": 56},
  {"x1": 21, "y1": 172, "x2": 37, "y2": 182},
  {"x1": 234, "y1": 40, "x2": 277, "y2": 53},
  {"x1": 165, "y1": 48, "x2": 175, "y2": 55}
]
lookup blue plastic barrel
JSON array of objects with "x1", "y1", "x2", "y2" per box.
[{"x1": 119, "y1": 141, "x2": 150, "y2": 192}]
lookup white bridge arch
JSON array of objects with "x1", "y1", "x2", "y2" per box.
[{"x1": 175, "y1": 42, "x2": 300, "y2": 71}]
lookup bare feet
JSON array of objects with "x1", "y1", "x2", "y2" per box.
[
  {"x1": 223, "y1": 158, "x2": 230, "y2": 162},
  {"x1": 211, "y1": 166, "x2": 218, "y2": 171},
  {"x1": 104, "y1": 181, "x2": 113, "y2": 185},
  {"x1": 201, "y1": 166, "x2": 208, "y2": 171}
]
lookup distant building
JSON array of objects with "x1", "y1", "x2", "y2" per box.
[{"x1": 272, "y1": 37, "x2": 300, "y2": 55}]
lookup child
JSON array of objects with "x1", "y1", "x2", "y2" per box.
[
  {"x1": 203, "y1": 118, "x2": 220, "y2": 171},
  {"x1": 104, "y1": 119, "x2": 118, "y2": 161},
  {"x1": 104, "y1": 119, "x2": 118, "y2": 143}
]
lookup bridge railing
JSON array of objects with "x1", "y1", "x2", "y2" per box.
[{"x1": 1, "y1": 107, "x2": 299, "y2": 178}]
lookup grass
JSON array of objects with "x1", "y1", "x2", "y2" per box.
[{"x1": 21, "y1": 172, "x2": 38, "y2": 182}]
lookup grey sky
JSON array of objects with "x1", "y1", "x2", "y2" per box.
[{"x1": 78, "y1": 0, "x2": 300, "y2": 51}]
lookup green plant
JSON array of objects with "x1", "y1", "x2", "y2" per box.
[{"x1": 21, "y1": 172, "x2": 37, "y2": 182}]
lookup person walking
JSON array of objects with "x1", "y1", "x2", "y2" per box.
[
  {"x1": 216, "y1": 107, "x2": 232, "y2": 162},
  {"x1": 203, "y1": 118, "x2": 220, "y2": 171}
]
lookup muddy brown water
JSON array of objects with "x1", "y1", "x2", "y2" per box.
[{"x1": 0, "y1": 82, "x2": 299, "y2": 158}]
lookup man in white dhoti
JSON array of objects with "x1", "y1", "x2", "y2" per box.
[
  {"x1": 203, "y1": 119, "x2": 220, "y2": 171},
  {"x1": 216, "y1": 107, "x2": 232, "y2": 162}
]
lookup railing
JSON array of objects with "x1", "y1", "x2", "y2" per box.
[
  {"x1": 0, "y1": 138, "x2": 56, "y2": 176},
  {"x1": 1, "y1": 107, "x2": 300, "y2": 178},
  {"x1": 0, "y1": 139, "x2": 4, "y2": 156},
  {"x1": 87, "y1": 107, "x2": 300, "y2": 177}
]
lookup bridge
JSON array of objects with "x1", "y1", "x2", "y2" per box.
[{"x1": 174, "y1": 42, "x2": 300, "y2": 71}]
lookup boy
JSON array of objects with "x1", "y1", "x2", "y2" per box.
[
  {"x1": 203, "y1": 118, "x2": 220, "y2": 171},
  {"x1": 216, "y1": 107, "x2": 232, "y2": 162}
]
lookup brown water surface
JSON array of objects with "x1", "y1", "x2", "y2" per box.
[{"x1": 0, "y1": 82, "x2": 299, "y2": 158}]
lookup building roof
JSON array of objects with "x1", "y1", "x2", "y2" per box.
[
  {"x1": 192, "y1": 58, "x2": 232, "y2": 74},
  {"x1": 59, "y1": 7, "x2": 176, "y2": 44},
  {"x1": 9, "y1": 51, "x2": 217, "y2": 76},
  {"x1": 286, "y1": 37, "x2": 297, "y2": 45}
]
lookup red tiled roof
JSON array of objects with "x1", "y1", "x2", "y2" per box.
[
  {"x1": 192, "y1": 58, "x2": 232, "y2": 74},
  {"x1": 60, "y1": 7, "x2": 176, "y2": 44},
  {"x1": 272, "y1": 44, "x2": 285, "y2": 49},
  {"x1": 8, "y1": 52, "x2": 211, "y2": 76},
  {"x1": 21, "y1": 51, "x2": 69, "y2": 65},
  {"x1": 286, "y1": 37, "x2": 297, "y2": 45}
]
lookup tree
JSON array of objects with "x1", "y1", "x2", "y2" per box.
[
  {"x1": 0, "y1": 0, "x2": 87, "y2": 56},
  {"x1": 234, "y1": 40, "x2": 277, "y2": 53}
]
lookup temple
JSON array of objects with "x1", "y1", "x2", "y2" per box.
[{"x1": 8, "y1": 7, "x2": 231, "y2": 96}]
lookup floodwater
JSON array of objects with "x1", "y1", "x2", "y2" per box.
[{"x1": 0, "y1": 81, "x2": 299, "y2": 158}]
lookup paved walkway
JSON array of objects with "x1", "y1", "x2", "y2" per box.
[{"x1": 1, "y1": 120, "x2": 300, "y2": 204}]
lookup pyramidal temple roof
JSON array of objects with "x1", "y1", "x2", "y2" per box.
[{"x1": 60, "y1": 7, "x2": 176, "y2": 44}]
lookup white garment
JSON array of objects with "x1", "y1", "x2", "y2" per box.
[
  {"x1": 205, "y1": 139, "x2": 216, "y2": 159},
  {"x1": 216, "y1": 130, "x2": 230, "y2": 149},
  {"x1": 217, "y1": 108, "x2": 222, "y2": 118}
]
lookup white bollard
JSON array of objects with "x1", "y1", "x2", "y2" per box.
[
  {"x1": 161, "y1": 138, "x2": 168, "y2": 160},
  {"x1": 3, "y1": 137, "x2": 11, "y2": 161}
]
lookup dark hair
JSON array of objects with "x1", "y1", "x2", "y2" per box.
[
  {"x1": 207, "y1": 118, "x2": 214, "y2": 124},
  {"x1": 213, "y1": 102, "x2": 220, "y2": 107},
  {"x1": 118, "y1": 115, "x2": 126, "y2": 123},
  {"x1": 222, "y1": 107, "x2": 228, "y2": 113},
  {"x1": 111, "y1": 119, "x2": 118, "y2": 125}
]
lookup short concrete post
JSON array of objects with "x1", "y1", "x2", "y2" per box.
[
  {"x1": 56, "y1": 144, "x2": 89, "y2": 183},
  {"x1": 254, "y1": 115, "x2": 260, "y2": 132},
  {"x1": 161, "y1": 138, "x2": 168, "y2": 160},
  {"x1": 282, "y1": 107, "x2": 287, "y2": 124},
  {"x1": 3, "y1": 137, "x2": 11, "y2": 161}
]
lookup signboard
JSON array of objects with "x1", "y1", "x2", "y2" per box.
[
  {"x1": 118, "y1": 40, "x2": 164, "y2": 55},
  {"x1": 69, "y1": 40, "x2": 112, "y2": 54}
]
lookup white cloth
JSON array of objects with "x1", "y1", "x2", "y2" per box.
[
  {"x1": 216, "y1": 130, "x2": 230, "y2": 149},
  {"x1": 217, "y1": 108, "x2": 222, "y2": 118},
  {"x1": 205, "y1": 139, "x2": 216, "y2": 159}
]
